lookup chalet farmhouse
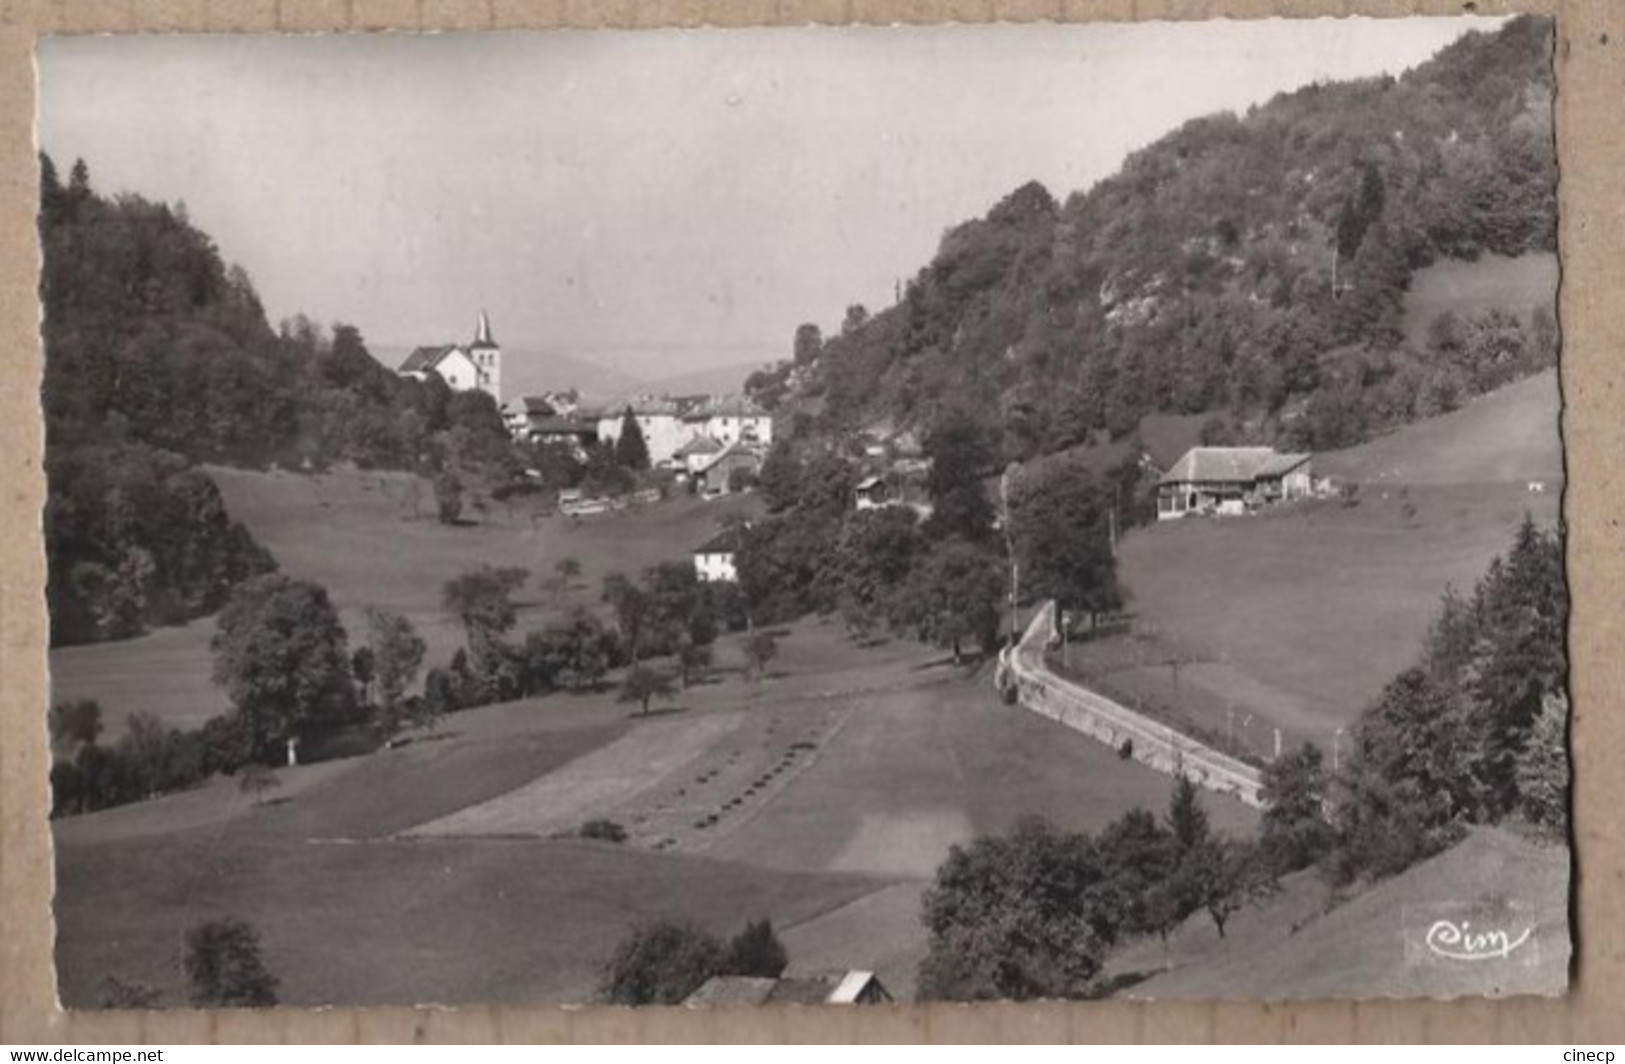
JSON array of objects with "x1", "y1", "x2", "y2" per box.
[{"x1": 1157, "y1": 447, "x2": 1313, "y2": 520}]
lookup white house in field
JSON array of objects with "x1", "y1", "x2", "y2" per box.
[
  {"x1": 398, "y1": 310, "x2": 502, "y2": 402},
  {"x1": 1157, "y1": 447, "x2": 1313, "y2": 520},
  {"x1": 692, "y1": 525, "x2": 747, "y2": 583}
]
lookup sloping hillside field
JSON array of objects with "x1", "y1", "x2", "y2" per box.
[
  {"x1": 1074, "y1": 368, "x2": 1561, "y2": 760},
  {"x1": 49, "y1": 468, "x2": 760, "y2": 733},
  {"x1": 1107, "y1": 827, "x2": 1569, "y2": 1001},
  {"x1": 53, "y1": 619, "x2": 1257, "y2": 1007}
]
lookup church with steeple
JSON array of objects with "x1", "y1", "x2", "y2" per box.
[{"x1": 396, "y1": 310, "x2": 503, "y2": 403}]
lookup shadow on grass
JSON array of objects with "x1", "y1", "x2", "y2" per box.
[
  {"x1": 385, "y1": 730, "x2": 462, "y2": 750},
  {"x1": 1087, "y1": 970, "x2": 1157, "y2": 1000},
  {"x1": 909, "y1": 653, "x2": 987, "y2": 672},
  {"x1": 628, "y1": 704, "x2": 691, "y2": 720}
]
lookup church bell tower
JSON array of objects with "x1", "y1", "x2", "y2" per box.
[{"x1": 469, "y1": 309, "x2": 501, "y2": 402}]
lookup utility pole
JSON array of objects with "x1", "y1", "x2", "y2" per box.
[{"x1": 1000, "y1": 464, "x2": 1021, "y2": 647}]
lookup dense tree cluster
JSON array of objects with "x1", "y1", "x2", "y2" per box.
[
  {"x1": 919, "y1": 516, "x2": 1565, "y2": 997},
  {"x1": 599, "y1": 918, "x2": 791, "y2": 1005},
  {"x1": 736, "y1": 414, "x2": 1015, "y2": 659},
  {"x1": 45, "y1": 443, "x2": 275, "y2": 644},
  {"x1": 737, "y1": 406, "x2": 1141, "y2": 661},
  {"x1": 41, "y1": 156, "x2": 518, "y2": 645},
  {"x1": 918, "y1": 778, "x2": 1262, "y2": 1001},
  {"x1": 413, "y1": 558, "x2": 748, "y2": 720},
  {"x1": 751, "y1": 18, "x2": 1556, "y2": 465},
  {"x1": 1324, "y1": 515, "x2": 1568, "y2": 881}
]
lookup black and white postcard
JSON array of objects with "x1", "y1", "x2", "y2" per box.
[{"x1": 37, "y1": 16, "x2": 1566, "y2": 1010}]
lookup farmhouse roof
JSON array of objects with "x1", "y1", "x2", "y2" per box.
[
  {"x1": 855, "y1": 475, "x2": 884, "y2": 491},
  {"x1": 508, "y1": 395, "x2": 555, "y2": 416},
  {"x1": 675, "y1": 435, "x2": 725, "y2": 458},
  {"x1": 695, "y1": 525, "x2": 749, "y2": 555},
  {"x1": 527, "y1": 416, "x2": 596, "y2": 436},
  {"x1": 1161, "y1": 447, "x2": 1310, "y2": 486},
  {"x1": 398, "y1": 344, "x2": 461, "y2": 373},
  {"x1": 685, "y1": 977, "x2": 777, "y2": 1006},
  {"x1": 682, "y1": 394, "x2": 768, "y2": 420},
  {"x1": 1253, "y1": 451, "x2": 1313, "y2": 479},
  {"x1": 599, "y1": 395, "x2": 685, "y2": 418},
  {"x1": 827, "y1": 970, "x2": 888, "y2": 1004}
]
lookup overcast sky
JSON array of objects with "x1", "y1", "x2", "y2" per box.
[{"x1": 38, "y1": 18, "x2": 1497, "y2": 381}]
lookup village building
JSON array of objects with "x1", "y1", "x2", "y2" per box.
[
  {"x1": 594, "y1": 393, "x2": 775, "y2": 469},
  {"x1": 1157, "y1": 446, "x2": 1313, "y2": 520},
  {"x1": 502, "y1": 390, "x2": 586, "y2": 437},
  {"x1": 674, "y1": 434, "x2": 726, "y2": 476},
  {"x1": 854, "y1": 474, "x2": 891, "y2": 510},
  {"x1": 397, "y1": 310, "x2": 502, "y2": 402},
  {"x1": 525, "y1": 416, "x2": 600, "y2": 458},
  {"x1": 680, "y1": 394, "x2": 774, "y2": 448},
  {"x1": 692, "y1": 525, "x2": 747, "y2": 583},
  {"x1": 684, "y1": 971, "x2": 892, "y2": 1007},
  {"x1": 593, "y1": 396, "x2": 692, "y2": 467},
  {"x1": 692, "y1": 440, "x2": 765, "y2": 497}
]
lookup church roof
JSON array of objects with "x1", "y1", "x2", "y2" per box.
[{"x1": 398, "y1": 344, "x2": 462, "y2": 373}]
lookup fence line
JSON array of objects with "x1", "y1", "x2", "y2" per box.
[{"x1": 998, "y1": 601, "x2": 1265, "y2": 809}]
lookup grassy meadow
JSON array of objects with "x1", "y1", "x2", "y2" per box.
[
  {"x1": 1064, "y1": 366, "x2": 1561, "y2": 761},
  {"x1": 50, "y1": 469, "x2": 760, "y2": 733},
  {"x1": 53, "y1": 617, "x2": 1257, "y2": 1007}
]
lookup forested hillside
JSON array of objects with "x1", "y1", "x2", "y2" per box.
[
  {"x1": 40, "y1": 158, "x2": 514, "y2": 645},
  {"x1": 754, "y1": 16, "x2": 1556, "y2": 460}
]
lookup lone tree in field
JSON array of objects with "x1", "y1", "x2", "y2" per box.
[
  {"x1": 1259, "y1": 742, "x2": 1335, "y2": 874},
  {"x1": 618, "y1": 664, "x2": 676, "y2": 717},
  {"x1": 237, "y1": 763, "x2": 280, "y2": 807},
  {"x1": 211, "y1": 574, "x2": 357, "y2": 761},
  {"x1": 434, "y1": 471, "x2": 463, "y2": 524},
  {"x1": 614, "y1": 407, "x2": 650, "y2": 471},
  {"x1": 719, "y1": 919, "x2": 788, "y2": 979},
  {"x1": 677, "y1": 640, "x2": 714, "y2": 689},
  {"x1": 364, "y1": 606, "x2": 426, "y2": 734},
  {"x1": 921, "y1": 406, "x2": 997, "y2": 544},
  {"x1": 896, "y1": 539, "x2": 1004, "y2": 664},
  {"x1": 183, "y1": 917, "x2": 278, "y2": 1007},
  {"x1": 48, "y1": 698, "x2": 103, "y2": 760},
  {"x1": 554, "y1": 556, "x2": 583, "y2": 588},
  {"x1": 1010, "y1": 461, "x2": 1122, "y2": 627},
  {"x1": 350, "y1": 645, "x2": 375, "y2": 706},
  {"x1": 600, "y1": 920, "x2": 723, "y2": 1005},
  {"x1": 917, "y1": 816, "x2": 1114, "y2": 1001},
  {"x1": 442, "y1": 565, "x2": 530, "y2": 667},
  {"x1": 742, "y1": 631, "x2": 779, "y2": 681}
]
